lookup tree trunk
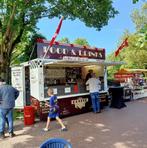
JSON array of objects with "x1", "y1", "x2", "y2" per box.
[{"x1": 0, "y1": 52, "x2": 11, "y2": 84}]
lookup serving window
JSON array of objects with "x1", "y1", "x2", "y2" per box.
[
  {"x1": 43, "y1": 65, "x2": 86, "y2": 98},
  {"x1": 44, "y1": 66, "x2": 66, "y2": 85}
]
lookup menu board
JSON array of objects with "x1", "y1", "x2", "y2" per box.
[
  {"x1": 11, "y1": 67, "x2": 25, "y2": 108},
  {"x1": 11, "y1": 67, "x2": 24, "y2": 91},
  {"x1": 44, "y1": 68, "x2": 65, "y2": 78},
  {"x1": 66, "y1": 67, "x2": 81, "y2": 83}
]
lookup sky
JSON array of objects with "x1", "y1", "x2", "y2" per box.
[{"x1": 37, "y1": 0, "x2": 145, "y2": 55}]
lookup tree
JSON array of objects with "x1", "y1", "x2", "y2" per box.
[
  {"x1": 16, "y1": 32, "x2": 46, "y2": 63},
  {"x1": 107, "y1": 32, "x2": 147, "y2": 79},
  {"x1": 131, "y1": 3, "x2": 147, "y2": 31},
  {"x1": 107, "y1": 3, "x2": 147, "y2": 79},
  {"x1": 73, "y1": 38, "x2": 90, "y2": 46},
  {"x1": 0, "y1": 0, "x2": 118, "y2": 82},
  {"x1": 131, "y1": 3, "x2": 147, "y2": 49},
  {"x1": 59, "y1": 37, "x2": 70, "y2": 44},
  {"x1": 133, "y1": 0, "x2": 139, "y2": 3},
  {"x1": 132, "y1": 0, "x2": 146, "y2": 3}
]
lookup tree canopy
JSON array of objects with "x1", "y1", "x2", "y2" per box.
[
  {"x1": 133, "y1": 0, "x2": 139, "y2": 3},
  {"x1": 107, "y1": 3, "x2": 147, "y2": 79},
  {"x1": 59, "y1": 37, "x2": 90, "y2": 46},
  {"x1": 59, "y1": 37, "x2": 70, "y2": 44},
  {"x1": 73, "y1": 38, "x2": 90, "y2": 46},
  {"x1": 0, "y1": 0, "x2": 118, "y2": 82}
]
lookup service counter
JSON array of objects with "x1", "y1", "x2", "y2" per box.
[
  {"x1": 31, "y1": 91, "x2": 109, "y2": 121},
  {"x1": 44, "y1": 83, "x2": 86, "y2": 98},
  {"x1": 121, "y1": 86, "x2": 147, "y2": 101}
]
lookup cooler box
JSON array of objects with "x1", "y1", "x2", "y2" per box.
[{"x1": 24, "y1": 106, "x2": 35, "y2": 125}]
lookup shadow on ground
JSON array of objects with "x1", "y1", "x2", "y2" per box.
[{"x1": 1, "y1": 99, "x2": 147, "y2": 148}]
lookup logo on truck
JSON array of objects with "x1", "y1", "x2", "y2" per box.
[{"x1": 71, "y1": 97, "x2": 88, "y2": 109}]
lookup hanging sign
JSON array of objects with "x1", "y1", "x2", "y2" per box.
[{"x1": 37, "y1": 42, "x2": 105, "y2": 60}]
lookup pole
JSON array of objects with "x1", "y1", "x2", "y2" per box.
[{"x1": 104, "y1": 66, "x2": 108, "y2": 91}]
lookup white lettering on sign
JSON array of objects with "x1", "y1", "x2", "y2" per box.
[
  {"x1": 71, "y1": 97, "x2": 88, "y2": 109},
  {"x1": 71, "y1": 49, "x2": 77, "y2": 56},
  {"x1": 63, "y1": 56, "x2": 88, "y2": 62},
  {"x1": 11, "y1": 68, "x2": 23, "y2": 91},
  {"x1": 37, "y1": 43, "x2": 105, "y2": 60}
]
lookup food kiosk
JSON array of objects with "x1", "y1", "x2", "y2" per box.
[
  {"x1": 114, "y1": 69, "x2": 147, "y2": 100},
  {"x1": 124, "y1": 69, "x2": 147, "y2": 100},
  {"x1": 11, "y1": 40, "x2": 124, "y2": 120}
]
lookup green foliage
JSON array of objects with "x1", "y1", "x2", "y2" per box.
[
  {"x1": 130, "y1": 3, "x2": 147, "y2": 50},
  {"x1": 59, "y1": 37, "x2": 90, "y2": 46},
  {"x1": 13, "y1": 109, "x2": 23, "y2": 121},
  {"x1": 131, "y1": 3, "x2": 147, "y2": 31},
  {"x1": 46, "y1": 0, "x2": 118, "y2": 31},
  {"x1": 0, "y1": 0, "x2": 118, "y2": 81},
  {"x1": 107, "y1": 3, "x2": 147, "y2": 79},
  {"x1": 133, "y1": 0, "x2": 139, "y2": 3},
  {"x1": 17, "y1": 33, "x2": 46, "y2": 63},
  {"x1": 10, "y1": 33, "x2": 46, "y2": 65},
  {"x1": 131, "y1": 3, "x2": 147, "y2": 49},
  {"x1": 73, "y1": 38, "x2": 90, "y2": 46},
  {"x1": 107, "y1": 53, "x2": 123, "y2": 79},
  {"x1": 59, "y1": 37, "x2": 70, "y2": 44}
]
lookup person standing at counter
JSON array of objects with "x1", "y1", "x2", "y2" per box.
[
  {"x1": 86, "y1": 73, "x2": 101, "y2": 113},
  {"x1": 43, "y1": 88, "x2": 67, "y2": 132}
]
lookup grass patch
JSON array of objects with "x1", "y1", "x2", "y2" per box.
[{"x1": 13, "y1": 109, "x2": 24, "y2": 120}]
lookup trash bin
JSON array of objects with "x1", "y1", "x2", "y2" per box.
[
  {"x1": 24, "y1": 106, "x2": 35, "y2": 125},
  {"x1": 109, "y1": 86, "x2": 126, "y2": 109}
]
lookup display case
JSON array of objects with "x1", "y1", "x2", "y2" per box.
[{"x1": 43, "y1": 66, "x2": 86, "y2": 98}]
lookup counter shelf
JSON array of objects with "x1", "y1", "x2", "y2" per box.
[{"x1": 31, "y1": 91, "x2": 109, "y2": 121}]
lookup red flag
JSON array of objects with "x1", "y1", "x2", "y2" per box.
[
  {"x1": 115, "y1": 38, "x2": 128, "y2": 57},
  {"x1": 37, "y1": 17, "x2": 63, "y2": 45},
  {"x1": 42, "y1": 17, "x2": 63, "y2": 59},
  {"x1": 49, "y1": 17, "x2": 63, "y2": 47}
]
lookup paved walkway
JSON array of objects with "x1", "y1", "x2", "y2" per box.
[{"x1": 0, "y1": 98, "x2": 147, "y2": 148}]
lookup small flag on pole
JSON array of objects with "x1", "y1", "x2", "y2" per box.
[
  {"x1": 115, "y1": 38, "x2": 128, "y2": 57},
  {"x1": 43, "y1": 17, "x2": 64, "y2": 59}
]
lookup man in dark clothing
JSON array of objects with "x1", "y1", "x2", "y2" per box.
[
  {"x1": 85, "y1": 69, "x2": 93, "y2": 82},
  {"x1": 0, "y1": 78, "x2": 19, "y2": 139}
]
